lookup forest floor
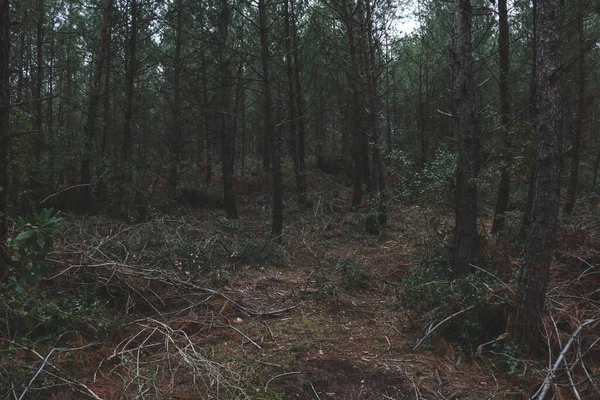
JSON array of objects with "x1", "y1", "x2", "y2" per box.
[{"x1": 2, "y1": 170, "x2": 599, "y2": 399}]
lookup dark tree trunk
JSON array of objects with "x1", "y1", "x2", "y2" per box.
[
  {"x1": 259, "y1": 0, "x2": 282, "y2": 239},
  {"x1": 47, "y1": 23, "x2": 55, "y2": 175},
  {"x1": 101, "y1": 15, "x2": 111, "y2": 157},
  {"x1": 218, "y1": 0, "x2": 238, "y2": 219},
  {"x1": 452, "y1": 0, "x2": 481, "y2": 276},
  {"x1": 511, "y1": 0, "x2": 562, "y2": 356},
  {"x1": 284, "y1": 0, "x2": 299, "y2": 191},
  {"x1": 0, "y1": 0, "x2": 10, "y2": 273},
  {"x1": 123, "y1": 0, "x2": 138, "y2": 166},
  {"x1": 342, "y1": 0, "x2": 365, "y2": 211},
  {"x1": 564, "y1": 1, "x2": 586, "y2": 215},
  {"x1": 170, "y1": 0, "x2": 183, "y2": 194},
  {"x1": 491, "y1": 0, "x2": 512, "y2": 234},
  {"x1": 291, "y1": 0, "x2": 307, "y2": 204},
  {"x1": 33, "y1": 0, "x2": 44, "y2": 163},
  {"x1": 79, "y1": 0, "x2": 113, "y2": 211},
  {"x1": 523, "y1": 0, "x2": 538, "y2": 233}
]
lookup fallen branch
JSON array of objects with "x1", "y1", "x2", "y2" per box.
[
  {"x1": 536, "y1": 319, "x2": 596, "y2": 400},
  {"x1": 413, "y1": 305, "x2": 475, "y2": 351},
  {"x1": 265, "y1": 371, "x2": 301, "y2": 390}
]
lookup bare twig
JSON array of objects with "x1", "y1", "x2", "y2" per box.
[
  {"x1": 265, "y1": 371, "x2": 301, "y2": 390},
  {"x1": 413, "y1": 306, "x2": 475, "y2": 351},
  {"x1": 537, "y1": 319, "x2": 596, "y2": 400}
]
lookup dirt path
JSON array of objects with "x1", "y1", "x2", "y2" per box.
[{"x1": 209, "y1": 209, "x2": 526, "y2": 399}]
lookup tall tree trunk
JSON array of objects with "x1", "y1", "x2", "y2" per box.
[
  {"x1": 79, "y1": 0, "x2": 113, "y2": 211},
  {"x1": 342, "y1": 0, "x2": 365, "y2": 210},
  {"x1": 452, "y1": 0, "x2": 481, "y2": 276},
  {"x1": 511, "y1": 0, "x2": 562, "y2": 355},
  {"x1": 170, "y1": 0, "x2": 183, "y2": 194},
  {"x1": 33, "y1": 0, "x2": 44, "y2": 163},
  {"x1": 259, "y1": 0, "x2": 282, "y2": 239},
  {"x1": 219, "y1": 0, "x2": 238, "y2": 219},
  {"x1": 284, "y1": 0, "x2": 299, "y2": 182},
  {"x1": 47, "y1": 22, "x2": 55, "y2": 176},
  {"x1": 290, "y1": 0, "x2": 307, "y2": 204},
  {"x1": 0, "y1": 0, "x2": 10, "y2": 273},
  {"x1": 491, "y1": 0, "x2": 512, "y2": 234},
  {"x1": 123, "y1": 0, "x2": 138, "y2": 167},
  {"x1": 101, "y1": 11, "x2": 112, "y2": 157},
  {"x1": 522, "y1": 0, "x2": 538, "y2": 234},
  {"x1": 564, "y1": 1, "x2": 586, "y2": 215}
]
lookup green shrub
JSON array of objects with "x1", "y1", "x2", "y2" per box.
[
  {"x1": 385, "y1": 148, "x2": 456, "y2": 204},
  {"x1": 323, "y1": 252, "x2": 368, "y2": 287},
  {"x1": 8, "y1": 208, "x2": 62, "y2": 292},
  {"x1": 400, "y1": 250, "x2": 507, "y2": 349}
]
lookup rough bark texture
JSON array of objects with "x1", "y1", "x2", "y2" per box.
[
  {"x1": 0, "y1": 0, "x2": 10, "y2": 273},
  {"x1": 522, "y1": 0, "x2": 538, "y2": 234},
  {"x1": 123, "y1": 0, "x2": 138, "y2": 165},
  {"x1": 284, "y1": 0, "x2": 300, "y2": 198},
  {"x1": 170, "y1": 0, "x2": 183, "y2": 194},
  {"x1": 564, "y1": 2, "x2": 586, "y2": 215},
  {"x1": 452, "y1": 0, "x2": 480, "y2": 276},
  {"x1": 512, "y1": 0, "x2": 562, "y2": 355},
  {"x1": 291, "y1": 0, "x2": 307, "y2": 204},
  {"x1": 79, "y1": 0, "x2": 113, "y2": 211},
  {"x1": 219, "y1": 0, "x2": 238, "y2": 219},
  {"x1": 259, "y1": 0, "x2": 282, "y2": 238},
  {"x1": 491, "y1": 0, "x2": 511, "y2": 234},
  {"x1": 33, "y1": 0, "x2": 44, "y2": 163}
]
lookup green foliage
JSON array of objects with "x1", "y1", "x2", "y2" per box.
[
  {"x1": 0, "y1": 281, "x2": 113, "y2": 341},
  {"x1": 494, "y1": 339, "x2": 528, "y2": 377},
  {"x1": 386, "y1": 148, "x2": 456, "y2": 204},
  {"x1": 323, "y1": 252, "x2": 368, "y2": 287},
  {"x1": 8, "y1": 208, "x2": 62, "y2": 292},
  {"x1": 400, "y1": 247, "x2": 506, "y2": 348}
]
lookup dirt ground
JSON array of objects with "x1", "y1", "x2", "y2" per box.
[{"x1": 5, "y1": 181, "x2": 598, "y2": 399}]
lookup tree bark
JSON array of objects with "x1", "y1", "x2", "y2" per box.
[
  {"x1": 511, "y1": 0, "x2": 562, "y2": 356},
  {"x1": 522, "y1": 0, "x2": 538, "y2": 234},
  {"x1": 170, "y1": 0, "x2": 183, "y2": 194},
  {"x1": 79, "y1": 0, "x2": 113, "y2": 211},
  {"x1": 33, "y1": 0, "x2": 44, "y2": 163},
  {"x1": 123, "y1": 0, "x2": 138, "y2": 166},
  {"x1": 0, "y1": 0, "x2": 10, "y2": 273},
  {"x1": 452, "y1": 0, "x2": 481, "y2": 275},
  {"x1": 259, "y1": 0, "x2": 282, "y2": 239},
  {"x1": 564, "y1": 1, "x2": 586, "y2": 215},
  {"x1": 291, "y1": 0, "x2": 307, "y2": 204},
  {"x1": 218, "y1": 0, "x2": 238, "y2": 219},
  {"x1": 491, "y1": 0, "x2": 512, "y2": 234}
]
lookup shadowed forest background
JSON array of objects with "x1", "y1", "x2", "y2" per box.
[{"x1": 1, "y1": 0, "x2": 600, "y2": 398}]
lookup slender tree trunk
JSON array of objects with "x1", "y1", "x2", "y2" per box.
[
  {"x1": 79, "y1": 0, "x2": 113, "y2": 211},
  {"x1": 0, "y1": 0, "x2": 10, "y2": 273},
  {"x1": 47, "y1": 22, "x2": 55, "y2": 177},
  {"x1": 123, "y1": 0, "x2": 138, "y2": 167},
  {"x1": 201, "y1": 52, "x2": 212, "y2": 184},
  {"x1": 101, "y1": 13, "x2": 112, "y2": 157},
  {"x1": 259, "y1": 0, "x2": 282, "y2": 239},
  {"x1": 511, "y1": 0, "x2": 562, "y2": 356},
  {"x1": 523, "y1": 0, "x2": 538, "y2": 233},
  {"x1": 491, "y1": 0, "x2": 512, "y2": 234},
  {"x1": 33, "y1": 0, "x2": 44, "y2": 163},
  {"x1": 284, "y1": 0, "x2": 299, "y2": 187},
  {"x1": 342, "y1": 0, "x2": 364, "y2": 210},
  {"x1": 170, "y1": 0, "x2": 183, "y2": 194},
  {"x1": 564, "y1": 2, "x2": 586, "y2": 215},
  {"x1": 452, "y1": 0, "x2": 481, "y2": 276},
  {"x1": 291, "y1": 0, "x2": 307, "y2": 204},
  {"x1": 219, "y1": 0, "x2": 238, "y2": 219}
]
